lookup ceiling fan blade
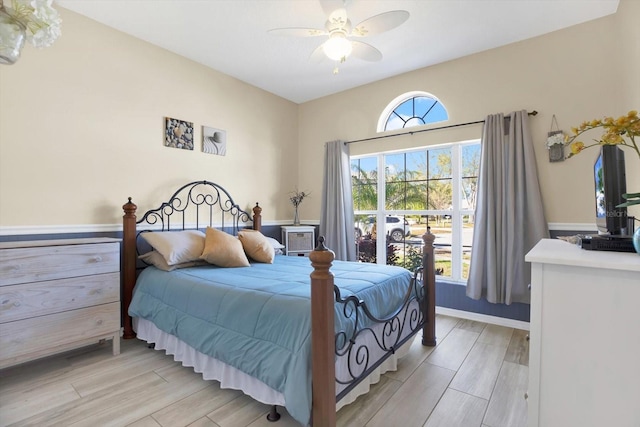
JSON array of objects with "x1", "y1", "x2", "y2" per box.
[
  {"x1": 319, "y1": 0, "x2": 349, "y2": 17},
  {"x1": 268, "y1": 27, "x2": 328, "y2": 37},
  {"x1": 350, "y1": 40, "x2": 382, "y2": 62},
  {"x1": 351, "y1": 10, "x2": 410, "y2": 37}
]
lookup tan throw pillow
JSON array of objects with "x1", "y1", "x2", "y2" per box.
[
  {"x1": 140, "y1": 230, "x2": 205, "y2": 266},
  {"x1": 200, "y1": 227, "x2": 250, "y2": 267},
  {"x1": 238, "y1": 229, "x2": 275, "y2": 263},
  {"x1": 139, "y1": 250, "x2": 207, "y2": 272}
]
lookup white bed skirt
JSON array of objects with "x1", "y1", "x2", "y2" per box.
[{"x1": 134, "y1": 305, "x2": 417, "y2": 418}]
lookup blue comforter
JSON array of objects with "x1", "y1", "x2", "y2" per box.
[{"x1": 128, "y1": 255, "x2": 413, "y2": 426}]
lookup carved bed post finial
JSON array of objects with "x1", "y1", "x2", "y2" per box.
[
  {"x1": 314, "y1": 235, "x2": 329, "y2": 251},
  {"x1": 422, "y1": 226, "x2": 437, "y2": 346},
  {"x1": 122, "y1": 197, "x2": 138, "y2": 339},
  {"x1": 309, "y1": 236, "x2": 336, "y2": 427},
  {"x1": 252, "y1": 202, "x2": 262, "y2": 232}
]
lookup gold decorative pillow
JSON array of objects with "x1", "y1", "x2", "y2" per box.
[
  {"x1": 140, "y1": 230, "x2": 205, "y2": 266},
  {"x1": 200, "y1": 227, "x2": 250, "y2": 267},
  {"x1": 238, "y1": 229, "x2": 275, "y2": 263}
]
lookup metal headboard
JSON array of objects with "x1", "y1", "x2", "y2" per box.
[{"x1": 136, "y1": 180, "x2": 252, "y2": 233}]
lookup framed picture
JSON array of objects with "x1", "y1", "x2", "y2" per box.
[
  {"x1": 165, "y1": 117, "x2": 194, "y2": 150},
  {"x1": 202, "y1": 126, "x2": 227, "y2": 156}
]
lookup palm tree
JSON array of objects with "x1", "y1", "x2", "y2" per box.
[{"x1": 351, "y1": 164, "x2": 378, "y2": 211}]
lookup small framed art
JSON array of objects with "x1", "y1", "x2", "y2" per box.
[
  {"x1": 202, "y1": 126, "x2": 227, "y2": 156},
  {"x1": 165, "y1": 117, "x2": 194, "y2": 150}
]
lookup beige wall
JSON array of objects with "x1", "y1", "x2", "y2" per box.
[
  {"x1": 298, "y1": 0, "x2": 640, "y2": 227},
  {"x1": 0, "y1": 7, "x2": 298, "y2": 229},
  {"x1": 1, "y1": 2, "x2": 638, "y2": 232}
]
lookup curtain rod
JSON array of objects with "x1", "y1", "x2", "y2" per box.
[{"x1": 345, "y1": 110, "x2": 538, "y2": 145}]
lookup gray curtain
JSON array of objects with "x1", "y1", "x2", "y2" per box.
[
  {"x1": 466, "y1": 110, "x2": 548, "y2": 304},
  {"x1": 319, "y1": 140, "x2": 356, "y2": 261}
]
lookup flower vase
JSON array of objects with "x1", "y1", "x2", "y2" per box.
[
  {"x1": 293, "y1": 206, "x2": 300, "y2": 226},
  {"x1": 0, "y1": 5, "x2": 26, "y2": 65},
  {"x1": 633, "y1": 226, "x2": 640, "y2": 255}
]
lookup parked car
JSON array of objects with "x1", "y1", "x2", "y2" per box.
[{"x1": 355, "y1": 215, "x2": 410, "y2": 242}]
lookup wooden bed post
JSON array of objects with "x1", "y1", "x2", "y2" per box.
[
  {"x1": 422, "y1": 227, "x2": 437, "y2": 346},
  {"x1": 122, "y1": 198, "x2": 137, "y2": 339},
  {"x1": 252, "y1": 203, "x2": 262, "y2": 231},
  {"x1": 309, "y1": 237, "x2": 336, "y2": 427}
]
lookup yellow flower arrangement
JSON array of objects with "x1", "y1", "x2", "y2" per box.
[
  {"x1": 565, "y1": 110, "x2": 640, "y2": 159},
  {"x1": 565, "y1": 110, "x2": 639, "y2": 208}
]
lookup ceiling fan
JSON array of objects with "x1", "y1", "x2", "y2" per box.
[{"x1": 268, "y1": 0, "x2": 409, "y2": 73}]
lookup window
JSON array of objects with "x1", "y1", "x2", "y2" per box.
[
  {"x1": 351, "y1": 140, "x2": 480, "y2": 283},
  {"x1": 378, "y1": 91, "x2": 448, "y2": 132}
]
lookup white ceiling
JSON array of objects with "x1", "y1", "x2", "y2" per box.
[{"x1": 56, "y1": 0, "x2": 619, "y2": 104}]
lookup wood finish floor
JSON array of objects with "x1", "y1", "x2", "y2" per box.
[{"x1": 0, "y1": 315, "x2": 529, "y2": 427}]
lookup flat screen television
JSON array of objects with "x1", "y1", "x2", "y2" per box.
[{"x1": 594, "y1": 145, "x2": 627, "y2": 235}]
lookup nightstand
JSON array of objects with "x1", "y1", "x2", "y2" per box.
[{"x1": 281, "y1": 225, "x2": 315, "y2": 256}]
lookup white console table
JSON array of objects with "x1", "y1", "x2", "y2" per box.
[{"x1": 525, "y1": 239, "x2": 640, "y2": 427}]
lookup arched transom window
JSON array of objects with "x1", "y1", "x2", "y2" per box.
[{"x1": 378, "y1": 92, "x2": 448, "y2": 132}]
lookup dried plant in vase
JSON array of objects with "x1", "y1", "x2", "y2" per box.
[{"x1": 289, "y1": 188, "x2": 309, "y2": 225}]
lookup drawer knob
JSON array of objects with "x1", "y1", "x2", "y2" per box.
[
  {"x1": 96, "y1": 319, "x2": 103, "y2": 325},
  {"x1": 524, "y1": 391, "x2": 528, "y2": 400},
  {"x1": 91, "y1": 256, "x2": 103, "y2": 263}
]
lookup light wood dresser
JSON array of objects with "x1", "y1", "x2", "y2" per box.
[{"x1": 0, "y1": 237, "x2": 121, "y2": 369}]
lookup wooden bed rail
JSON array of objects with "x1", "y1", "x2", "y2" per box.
[{"x1": 309, "y1": 229, "x2": 436, "y2": 426}]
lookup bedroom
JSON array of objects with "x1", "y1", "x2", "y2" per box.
[
  {"x1": 1, "y1": 0, "x2": 639, "y2": 426},
  {"x1": 1, "y1": 0, "x2": 638, "y2": 313}
]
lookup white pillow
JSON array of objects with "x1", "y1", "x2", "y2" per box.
[
  {"x1": 140, "y1": 230, "x2": 205, "y2": 266},
  {"x1": 139, "y1": 250, "x2": 207, "y2": 271},
  {"x1": 265, "y1": 236, "x2": 285, "y2": 249}
]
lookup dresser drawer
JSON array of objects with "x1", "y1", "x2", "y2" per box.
[
  {"x1": 0, "y1": 302, "x2": 120, "y2": 367},
  {"x1": 0, "y1": 242, "x2": 120, "y2": 286},
  {"x1": 0, "y1": 272, "x2": 119, "y2": 323}
]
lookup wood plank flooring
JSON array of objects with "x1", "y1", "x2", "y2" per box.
[{"x1": 0, "y1": 315, "x2": 529, "y2": 427}]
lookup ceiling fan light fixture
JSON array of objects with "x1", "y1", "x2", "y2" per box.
[{"x1": 322, "y1": 33, "x2": 352, "y2": 61}]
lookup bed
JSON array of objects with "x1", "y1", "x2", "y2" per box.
[{"x1": 121, "y1": 180, "x2": 436, "y2": 426}]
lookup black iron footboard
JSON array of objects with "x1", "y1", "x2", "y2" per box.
[{"x1": 334, "y1": 266, "x2": 426, "y2": 401}]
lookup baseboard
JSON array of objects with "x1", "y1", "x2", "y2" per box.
[{"x1": 436, "y1": 306, "x2": 530, "y2": 331}]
